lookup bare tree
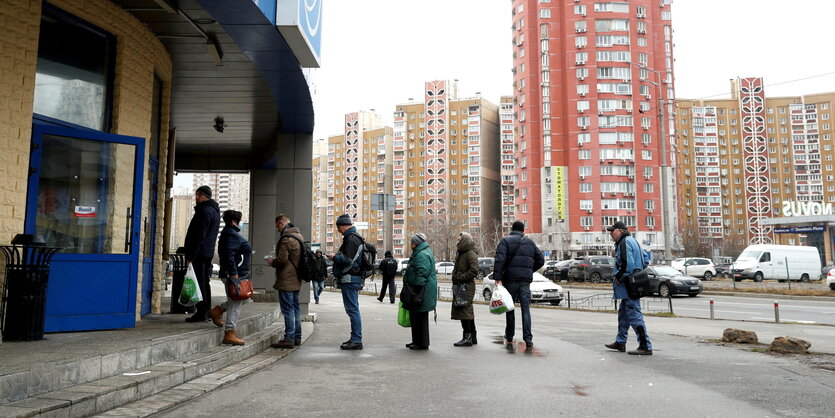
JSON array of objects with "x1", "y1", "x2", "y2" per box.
[
  {"x1": 416, "y1": 212, "x2": 468, "y2": 262},
  {"x1": 680, "y1": 231, "x2": 711, "y2": 258}
]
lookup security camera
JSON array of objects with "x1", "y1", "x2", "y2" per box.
[{"x1": 213, "y1": 117, "x2": 226, "y2": 133}]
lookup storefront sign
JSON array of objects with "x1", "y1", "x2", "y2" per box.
[
  {"x1": 552, "y1": 166, "x2": 566, "y2": 220},
  {"x1": 774, "y1": 225, "x2": 825, "y2": 234},
  {"x1": 782, "y1": 200, "x2": 835, "y2": 217},
  {"x1": 277, "y1": 0, "x2": 322, "y2": 67},
  {"x1": 73, "y1": 206, "x2": 96, "y2": 218}
]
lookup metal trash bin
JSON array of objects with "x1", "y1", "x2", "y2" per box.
[
  {"x1": 0, "y1": 234, "x2": 61, "y2": 341},
  {"x1": 169, "y1": 247, "x2": 193, "y2": 314}
]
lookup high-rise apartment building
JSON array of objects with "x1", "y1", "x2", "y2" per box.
[
  {"x1": 512, "y1": 0, "x2": 677, "y2": 261},
  {"x1": 500, "y1": 96, "x2": 518, "y2": 230},
  {"x1": 311, "y1": 154, "x2": 329, "y2": 252},
  {"x1": 676, "y1": 78, "x2": 835, "y2": 262},
  {"x1": 192, "y1": 173, "x2": 250, "y2": 225}
]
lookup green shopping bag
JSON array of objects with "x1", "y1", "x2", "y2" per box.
[
  {"x1": 397, "y1": 302, "x2": 411, "y2": 327},
  {"x1": 178, "y1": 263, "x2": 204, "y2": 307}
]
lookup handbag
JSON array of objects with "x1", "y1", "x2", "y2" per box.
[
  {"x1": 397, "y1": 302, "x2": 411, "y2": 327},
  {"x1": 625, "y1": 268, "x2": 653, "y2": 299},
  {"x1": 400, "y1": 282, "x2": 424, "y2": 310},
  {"x1": 452, "y1": 283, "x2": 470, "y2": 308},
  {"x1": 226, "y1": 274, "x2": 254, "y2": 301}
]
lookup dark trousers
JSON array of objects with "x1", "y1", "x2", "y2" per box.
[
  {"x1": 503, "y1": 281, "x2": 532, "y2": 343},
  {"x1": 460, "y1": 319, "x2": 476, "y2": 333},
  {"x1": 378, "y1": 275, "x2": 396, "y2": 302},
  {"x1": 409, "y1": 310, "x2": 430, "y2": 347},
  {"x1": 192, "y1": 258, "x2": 213, "y2": 315}
]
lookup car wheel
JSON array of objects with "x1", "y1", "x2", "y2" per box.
[
  {"x1": 688, "y1": 293, "x2": 698, "y2": 297},
  {"x1": 830, "y1": 283, "x2": 835, "y2": 291},
  {"x1": 590, "y1": 272, "x2": 602, "y2": 283},
  {"x1": 800, "y1": 274, "x2": 810, "y2": 283},
  {"x1": 703, "y1": 271, "x2": 713, "y2": 281},
  {"x1": 658, "y1": 283, "x2": 671, "y2": 298},
  {"x1": 483, "y1": 288, "x2": 492, "y2": 301},
  {"x1": 550, "y1": 300, "x2": 562, "y2": 306},
  {"x1": 754, "y1": 272, "x2": 764, "y2": 283}
]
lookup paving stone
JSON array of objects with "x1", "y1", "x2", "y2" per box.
[
  {"x1": 4, "y1": 397, "x2": 68, "y2": 413},
  {"x1": 0, "y1": 405, "x2": 38, "y2": 418},
  {"x1": 95, "y1": 387, "x2": 138, "y2": 413},
  {"x1": 0, "y1": 371, "x2": 29, "y2": 403}
]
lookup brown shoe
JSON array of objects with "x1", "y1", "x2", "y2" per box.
[
  {"x1": 223, "y1": 329, "x2": 244, "y2": 346},
  {"x1": 209, "y1": 306, "x2": 225, "y2": 328},
  {"x1": 271, "y1": 339, "x2": 295, "y2": 349},
  {"x1": 628, "y1": 347, "x2": 653, "y2": 355}
]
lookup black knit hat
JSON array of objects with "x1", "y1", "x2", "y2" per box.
[
  {"x1": 336, "y1": 214, "x2": 353, "y2": 226},
  {"x1": 196, "y1": 185, "x2": 212, "y2": 198},
  {"x1": 512, "y1": 220, "x2": 525, "y2": 232}
]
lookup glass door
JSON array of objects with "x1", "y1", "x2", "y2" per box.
[{"x1": 26, "y1": 122, "x2": 144, "y2": 332}]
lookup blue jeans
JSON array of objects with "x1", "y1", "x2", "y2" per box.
[
  {"x1": 340, "y1": 283, "x2": 363, "y2": 343},
  {"x1": 278, "y1": 290, "x2": 302, "y2": 341},
  {"x1": 312, "y1": 281, "x2": 324, "y2": 302},
  {"x1": 616, "y1": 298, "x2": 652, "y2": 350},
  {"x1": 503, "y1": 281, "x2": 532, "y2": 343}
]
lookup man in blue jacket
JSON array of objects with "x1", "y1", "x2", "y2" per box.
[
  {"x1": 493, "y1": 221, "x2": 545, "y2": 350},
  {"x1": 606, "y1": 221, "x2": 653, "y2": 355},
  {"x1": 328, "y1": 214, "x2": 365, "y2": 350}
]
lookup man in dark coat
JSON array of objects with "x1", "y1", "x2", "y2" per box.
[
  {"x1": 183, "y1": 185, "x2": 221, "y2": 323},
  {"x1": 493, "y1": 220, "x2": 545, "y2": 350},
  {"x1": 377, "y1": 250, "x2": 398, "y2": 304},
  {"x1": 328, "y1": 214, "x2": 365, "y2": 350}
]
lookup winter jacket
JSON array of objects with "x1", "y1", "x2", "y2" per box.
[
  {"x1": 270, "y1": 226, "x2": 303, "y2": 291},
  {"x1": 451, "y1": 240, "x2": 479, "y2": 320},
  {"x1": 333, "y1": 227, "x2": 364, "y2": 285},
  {"x1": 492, "y1": 231, "x2": 545, "y2": 283},
  {"x1": 403, "y1": 241, "x2": 437, "y2": 312},
  {"x1": 612, "y1": 231, "x2": 645, "y2": 300},
  {"x1": 379, "y1": 256, "x2": 398, "y2": 280},
  {"x1": 183, "y1": 199, "x2": 221, "y2": 261},
  {"x1": 314, "y1": 255, "x2": 327, "y2": 282},
  {"x1": 218, "y1": 225, "x2": 251, "y2": 278}
]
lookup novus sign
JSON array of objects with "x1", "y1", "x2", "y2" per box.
[{"x1": 782, "y1": 201, "x2": 835, "y2": 217}]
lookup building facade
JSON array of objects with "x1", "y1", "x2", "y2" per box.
[
  {"x1": 500, "y1": 96, "x2": 518, "y2": 230},
  {"x1": 192, "y1": 173, "x2": 251, "y2": 225},
  {"x1": 676, "y1": 78, "x2": 835, "y2": 263},
  {"x1": 512, "y1": 0, "x2": 678, "y2": 261}
]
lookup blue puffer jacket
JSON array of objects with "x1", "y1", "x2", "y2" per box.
[
  {"x1": 492, "y1": 231, "x2": 545, "y2": 283},
  {"x1": 612, "y1": 231, "x2": 645, "y2": 300},
  {"x1": 218, "y1": 225, "x2": 251, "y2": 278}
]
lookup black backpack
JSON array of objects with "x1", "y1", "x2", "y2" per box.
[
  {"x1": 282, "y1": 235, "x2": 317, "y2": 282},
  {"x1": 353, "y1": 233, "x2": 377, "y2": 279}
]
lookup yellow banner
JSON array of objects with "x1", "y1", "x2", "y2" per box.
[{"x1": 552, "y1": 166, "x2": 567, "y2": 219}]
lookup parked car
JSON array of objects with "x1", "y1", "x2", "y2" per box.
[
  {"x1": 543, "y1": 260, "x2": 572, "y2": 281},
  {"x1": 714, "y1": 263, "x2": 733, "y2": 279},
  {"x1": 645, "y1": 265, "x2": 703, "y2": 297},
  {"x1": 827, "y1": 269, "x2": 835, "y2": 290},
  {"x1": 211, "y1": 263, "x2": 220, "y2": 277},
  {"x1": 822, "y1": 262, "x2": 835, "y2": 277},
  {"x1": 481, "y1": 272, "x2": 565, "y2": 305},
  {"x1": 671, "y1": 257, "x2": 717, "y2": 280},
  {"x1": 396, "y1": 258, "x2": 409, "y2": 276},
  {"x1": 567, "y1": 256, "x2": 615, "y2": 283},
  {"x1": 478, "y1": 257, "x2": 494, "y2": 278},
  {"x1": 435, "y1": 261, "x2": 455, "y2": 275},
  {"x1": 731, "y1": 244, "x2": 821, "y2": 282}
]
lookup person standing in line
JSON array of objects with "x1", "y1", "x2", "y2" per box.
[
  {"x1": 605, "y1": 221, "x2": 653, "y2": 355},
  {"x1": 312, "y1": 250, "x2": 327, "y2": 304},
  {"x1": 328, "y1": 214, "x2": 365, "y2": 350},
  {"x1": 493, "y1": 221, "x2": 544, "y2": 351},
  {"x1": 183, "y1": 185, "x2": 221, "y2": 323},
  {"x1": 208, "y1": 210, "x2": 251, "y2": 345},
  {"x1": 377, "y1": 251, "x2": 398, "y2": 304},
  {"x1": 451, "y1": 232, "x2": 480, "y2": 347},
  {"x1": 266, "y1": 214, "x2": 304, "y2": 349},
  {"x1": 402, "y1": 233, "x2": 437, "y2": 350}
]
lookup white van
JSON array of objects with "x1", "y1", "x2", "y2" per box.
[{"x1": 732, "y1": 245, "x2": 821, "y2": 282}]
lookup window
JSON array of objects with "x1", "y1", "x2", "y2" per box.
[
  {"x1": 579, "y1": 149, "x2": 591, "y2": 159},
  {"x1": 540, "y1": 9, "x2": 551, "y2": 18}
]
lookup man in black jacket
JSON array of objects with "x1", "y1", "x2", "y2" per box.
[
  {"x1": 377, "y1": 251, "x2": 398, "y2": 304},
  {"x1": 493, "y1": 221, "x2": 544, "y2": 350},
  {"x1": 183, "y1": 185, "x2": 221, "y2": 323}
]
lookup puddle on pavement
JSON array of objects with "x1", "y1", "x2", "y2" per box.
[{"x1": 491, "y1": 335, "x2": 548, "y2": 357}]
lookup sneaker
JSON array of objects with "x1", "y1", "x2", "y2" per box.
[
  {"x1": 315, "y1": 300, "x2": 319, "y2": 304},
  {"x1": 605, "y1": 342, "x2": 626, "y2": 352},
  {"x1": 271, "y1": 340, "x2": 295, "y2": 349},
  {"x1": 628, "y1": 347, "x2": 653, "y2": 356},
  {"x1": 340, "y1": 342, "x2": 363, "y2": 350},
  {"x1": 525, "y1": 341, "x2": 534, "y2": 350}
]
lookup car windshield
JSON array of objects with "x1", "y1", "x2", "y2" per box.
[
  {"x1": 653, "y1": 266, "x2": 682, "y2": 276},
  {"x1": 737, "y1": 250, "x2": 762, "y2": 260}
]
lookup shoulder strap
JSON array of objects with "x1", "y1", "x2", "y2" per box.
[{"x1": 280, "y1": 234, "x2": 305, "y2": 270}]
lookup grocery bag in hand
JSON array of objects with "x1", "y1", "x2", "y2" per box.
[
  {"x1": 178, "y1": 264, "x2": 204, "y2": 307},
  {"x1": 397, "y1": 302, "x2": 411, "y2": 327},
  {"x1": 489, "y1": 284, "x2": 515, "y2": 314}
]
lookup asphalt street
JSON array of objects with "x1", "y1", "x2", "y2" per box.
[{"x1": 165, "y1": 292, "x2": 834, "y2": 417}]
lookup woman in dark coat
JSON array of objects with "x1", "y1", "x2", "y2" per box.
[
  {"x1": 402, "y1": 233, "x2": 437, "y2": 350},
  {"x1": 451, "y1": 232, "x2": 480, "y2": 347}
]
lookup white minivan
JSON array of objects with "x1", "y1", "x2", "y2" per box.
[{"x1": 731, "y1": 245, "x2": 821, "y2": 282}]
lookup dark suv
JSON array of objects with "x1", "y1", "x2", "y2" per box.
[{"x1": 567, "y1": 256, "x2": 615, "y2": 283}]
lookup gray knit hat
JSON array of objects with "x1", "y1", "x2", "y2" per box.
[
  {"x1": 411, "y1": 233, "x2": 427, "y2": 247},
  {"x1": 336, "y1": 214, "x2": 353, "y2": 226},
  {"x1": 196, "y1": 185, "x2": 212, "y2": 198}
]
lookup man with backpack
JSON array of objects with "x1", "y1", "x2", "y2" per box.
[
  {"x1": 328, "y1": 214, "x2": 366, "y2": 350},
  {"x1": 377, "y1": 251, "x2": 398, "y2": 304},
  {"x1": 266, "y1": 214, "x2": 304, "y2": 349},
  {"x1": 493, "y1": 221, "x2": 544, "y2": 351}
]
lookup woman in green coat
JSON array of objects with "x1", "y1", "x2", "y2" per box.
[
  {"x1": 451, "y1": 232, "x2": 480, "y2": 347},
  {"x1": 402, "y1": 233, "x2": 437, "y2": 350}
]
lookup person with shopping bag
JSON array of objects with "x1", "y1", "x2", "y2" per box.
[
  {"x1": 450, "y1": 232, "x2": 480, "y2": 347},
  {"x1": 207, "y1": 210, "x2": 252, "y2": 345},
  {"x1": 183, "y1": 185, "x2": 221, "y2": 323},
  {"x1": 492, "y1": 221, "x2": 544, "y2": 351},
  {"x1": 401, "y1": 233, "x2": 437, "y2": 350}
]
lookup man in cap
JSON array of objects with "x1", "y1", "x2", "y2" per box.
[
  {"x1": 606, "y1": 221, "x2": 653, "y2": 355},
  {"x1": 183, "y1": 185, "x2": 221, "y2": 323},
  {"x1": 328, "y1": 214, "x2": 365, "y2": 350}
]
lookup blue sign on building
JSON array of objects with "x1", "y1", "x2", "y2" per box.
[{"x1": 277, "y1": 0, "x2": 323, "y2": 67}]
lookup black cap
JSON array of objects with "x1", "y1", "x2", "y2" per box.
[
  {"x1": 512, "y1": 220, "x2": 525, "y2": 232},
  {"x1": 336, "y1": 214, "x2": 353, "y2": 226},
  {"x1": 196, "y1": 185, "x2": 212, "y2": 198},
  {"x1": 607, "y1": 221, "x2": 628, "y2": 231}
]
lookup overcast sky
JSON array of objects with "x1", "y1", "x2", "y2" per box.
[{"x1": 310, "y1": 0, "x2": 835, "y2": 142}]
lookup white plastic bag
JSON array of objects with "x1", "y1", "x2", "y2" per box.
[
  {"x1": 489, "y1": 284, "x2": 515, "y2": 314},
  {"x1": 178, "y1": 263, "x2": 204, "y2": 307}
]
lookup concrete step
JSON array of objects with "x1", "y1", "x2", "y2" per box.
[{"x1": 0, "y1": 317, "x2": 292, "y2": 417}]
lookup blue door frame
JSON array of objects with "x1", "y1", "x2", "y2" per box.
[{"x1": 26, "y1": 121, "x2": 145, "y2": 332}]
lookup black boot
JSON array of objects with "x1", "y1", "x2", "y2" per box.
[
  {"x1": 471, "y1": 330, "x2": 478, "y2": 345},
  {"x1": 454, "y1": 332, "x2": 473, "y2": 347}
]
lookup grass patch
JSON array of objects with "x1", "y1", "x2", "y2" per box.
[
  {"x1": 647, "y1": 312, "x2": 677, "y2": 318},
  {"x1": 749, "y1": 347, "x2": 771, "y2": 353},
  {"x1": 707, "y1": 287, "x2": 834, "y2": 297}
]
